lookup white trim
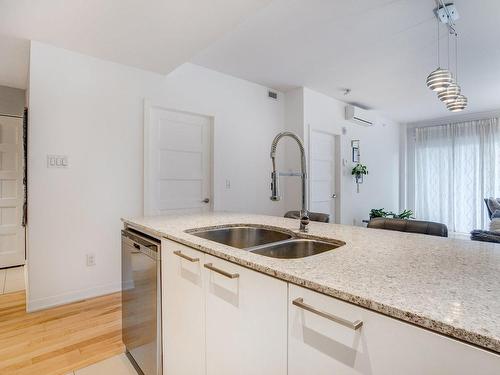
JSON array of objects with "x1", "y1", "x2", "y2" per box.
[
  {"x1": 26, "y1": 281, "x2": 121, "y2": 312},
  {"x1": 143, "y1": 99, "x2": 152, "y2": 216},
  {"x1": 142, "y1": 99, "x2": 152, "y2": 216},
  {"x1": 408, "y1": 109, "x2": 500, "y2": 128}
]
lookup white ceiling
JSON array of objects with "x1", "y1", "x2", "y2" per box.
[
  {"x1": 0, "y1": 0, "x2": 272, "y2": 89},
  {"x1": 192, "y1": 0, "x2": 500, "y2": 123}
]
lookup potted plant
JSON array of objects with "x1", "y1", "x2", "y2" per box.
[
  {"x1": 369, "y1": 208, "x2": 389, "y2": 219},
  {"x1": 352, "y1": 163, "x2": 368, "y2": 192},
  {"x1": 352, "y1": 163, "x2": 368, "y2": 183},
  {"x1": 369, "y1": 208, "x2": 415, "y2": 220},
  {"x1": 395, "y1": 209, "x2": 414, "y2": 220}
]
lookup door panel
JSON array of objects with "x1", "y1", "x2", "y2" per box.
[
  {"x1": 0, "y1": 116, "x2": 24, "y2": 268},
  {"x1": 309, "y1": 130, "x2": 339, "y2": 222},
  {"x1": 145, "y1": 106, "x2": 212, "y2": 216}
]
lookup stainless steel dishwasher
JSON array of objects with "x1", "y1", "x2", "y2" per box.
[{"x1": 122, "y1": 228, "x2": 162, "y2": 375}]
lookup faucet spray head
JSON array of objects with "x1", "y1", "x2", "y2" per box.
[{"x1": 270, "y1": 171, "x2": 281, "y2": 201}]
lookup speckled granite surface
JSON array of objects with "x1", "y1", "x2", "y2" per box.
[{"x1": 123, "y1": 212, "x2": 500, "y2": 353}]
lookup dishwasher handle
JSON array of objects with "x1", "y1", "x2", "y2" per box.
[{"x1": 122, "y1": 234, "x2": 160, "y2": 260}]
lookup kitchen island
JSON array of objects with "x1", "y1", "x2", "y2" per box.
[{"x1": 123, "y1": 212, "x2": 500, "y2": 374}]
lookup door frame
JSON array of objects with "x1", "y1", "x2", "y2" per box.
[
  {"x1": 307, "y1": 125, "x2": 342, "y2": 224},
  {"x1": 143, "y1": 99, "x2": 214, "y2": 216}
]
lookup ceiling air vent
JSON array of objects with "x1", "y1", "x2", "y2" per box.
[{"x1": 268, "y1": 90, "x2": 278, "y2": 100}]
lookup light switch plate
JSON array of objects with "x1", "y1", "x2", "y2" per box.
[
  {"x1": 47, "y1": 155, "x2": 68, "y2": 168},
  {"x1": 86, "y1": 253, "x2": 96, "y2": 267}
]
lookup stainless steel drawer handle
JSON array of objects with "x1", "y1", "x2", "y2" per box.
[
  {"x1": 173, "y1": 250, "x2": 199, "y2": 263},
  {"x1": 204, "y1": 263, "x2": 239, "y2": 279},
  {"x1": 292, "y1": 297, "x2": 363, "y2": 330}
]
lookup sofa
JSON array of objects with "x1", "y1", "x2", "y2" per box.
[{"x1": 484, "y1": 198, "x2": 500, "y2": 220}]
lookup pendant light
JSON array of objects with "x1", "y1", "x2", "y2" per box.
[
  {"x1": 447, "y1": 94, "x2": 468, "y2": 111},
  {"x1": 438, "y1": 81, "x2": 460, "y2": 103},
  {"x1": 438, "y1": 31, "x2": 460, "y2": 103},
  {"x1": 446, "y1": 32, "x2": 467, "y2": 111},
  {"x1": 426, "y1": 18, "x2": 452, "y2": 91}
]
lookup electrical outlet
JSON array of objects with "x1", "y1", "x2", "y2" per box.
[
  {"x1": 225, "y1": 179, "x2": 231, "y2": 189},
  {"x1": 86, "y1": 253, "x2": 96, "y2": 267}
]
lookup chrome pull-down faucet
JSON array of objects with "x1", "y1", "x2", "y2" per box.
[{"x1": 270, "y1": 131, "x2": 310, "y2": 232}]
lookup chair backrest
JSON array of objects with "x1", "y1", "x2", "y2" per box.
[
  {"x1": 284, "y1": 211, "x2": 330, "y2": 223},
  {"x1": 367, "y1": 217, "x2": 448, "y2": 237}
]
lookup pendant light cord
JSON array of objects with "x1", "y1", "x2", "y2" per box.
[
  {"x1": 455, "y1": 32, "x2": 459, "y2": 83},
  {"x1": 447, "y1": 29, "x2": 450, "y2": 71},
  {"x1": 437, "y1": 18, "x2": 440, "y2": 67}
]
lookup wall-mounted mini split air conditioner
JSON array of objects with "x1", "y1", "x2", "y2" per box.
[{"x1": 345, "y1": 105, "x2": 374, "y2": 127}]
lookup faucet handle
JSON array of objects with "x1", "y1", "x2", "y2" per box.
[{"x1": 300, "y1": 212, "x2": 310, "y2": 232}]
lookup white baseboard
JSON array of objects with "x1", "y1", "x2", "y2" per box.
[{"x1": 26, "y1": 282, "x2": 121, "y2": 312}]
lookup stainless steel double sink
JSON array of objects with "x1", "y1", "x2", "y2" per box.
[{"x1": 187, "y1": 226, "x2": 345, "y2": 259}]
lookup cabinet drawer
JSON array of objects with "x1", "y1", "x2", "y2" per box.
[{"x1": 289, "y1": 284, "x2": 499, "y2": 375}]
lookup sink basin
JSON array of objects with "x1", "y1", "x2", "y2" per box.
[
  {"x1": 249, "y1": 239, "x2": 343, "y2": 259},
  {"x1": 190, "y1": 226, "x2": 292, "y2": 249},
  {"x1": 188, "y1": 225, "x2": 344, "y2": 259}
]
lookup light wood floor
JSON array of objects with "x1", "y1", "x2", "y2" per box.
[{"x1": 0, "y1": 291, "x2": 124, "y2": 375}]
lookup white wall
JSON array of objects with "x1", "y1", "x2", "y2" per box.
[
  {"x1": 282, "y1": 88, "x2": 304, "y2": 211},
  {"x1": 284, "y1": 88, "x2": 401, "y2": 225},
  {"x1": 0, "y1": 85, "x2": 25, "y2": 116},
  {"x1": 27, "y1": 41, "x2": 286, "y2": 310}
]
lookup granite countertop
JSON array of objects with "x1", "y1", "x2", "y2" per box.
[{"x1": 123, "y1": 212, "x2": 500, "y2": 353}]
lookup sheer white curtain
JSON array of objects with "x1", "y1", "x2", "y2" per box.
[{"x1": 415, "y1": 118, "x2": 500, "y2": 233}]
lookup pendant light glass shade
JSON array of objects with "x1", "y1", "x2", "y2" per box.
[
  {"x1": 437, "y1": 80, "x2": 460, "y2": 103},
  {"x1": 426, "y1": 68, "x2": 452, "y2": 91},
  {"x1": 446, "y1": 94, "x2": 468, "y2": 112}
]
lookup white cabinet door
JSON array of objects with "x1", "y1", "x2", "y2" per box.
[
  {"x1": 145, "y1": 105, "x2": 212, "y2": 216},
  {"x1": 163, "y1": 239, "x2": 206, "y2": 375},
  {"x1": 204, "y1": 254, "x2": 287, "y2": 375},
  {"x1": 289, "y1": 285, "x2": 500, "y2": 375},
  {"x1": 309, "y1": 128, "x2": 340, "y2": 223}
]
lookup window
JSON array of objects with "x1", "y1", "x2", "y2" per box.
[{"x1": 415, "y1": 118, "x2": 500, "y2": 233}]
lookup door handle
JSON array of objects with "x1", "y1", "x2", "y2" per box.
[
  {"x1": 331, "y1": 194, "x2": 337, "y2": 198},
  {"x1": 202, "y1": 198, "x2": 210, "y2": 204}
]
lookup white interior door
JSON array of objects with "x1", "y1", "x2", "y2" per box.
[
  {"x1": 309, "y1": 129, "x2": 339, "y2": 223},
  {"x1": 145, "y1": 104, "x2": 212, "y2": 216},
  {"x1": 0, "y1": 115, "x2": 25, "y2": 268}
]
